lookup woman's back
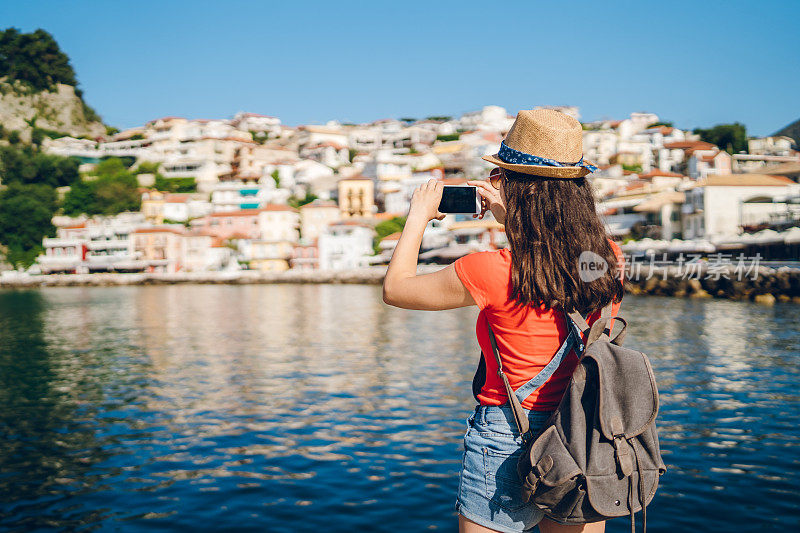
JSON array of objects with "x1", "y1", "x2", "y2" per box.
[
  {"x1": 454, "y1": 243, "x2": 623, "y2": 411},
  {"x1": 382, "y1": 108, "x2": 620, "y2": 532}
]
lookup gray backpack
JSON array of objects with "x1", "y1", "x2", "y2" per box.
[{"x1": 485, "y1": 303, "x2": 666, "y2": 532}]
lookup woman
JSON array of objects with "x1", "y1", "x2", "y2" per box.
[{"x1": 382, "y1": 109, "x2": 623, "y2": 533}]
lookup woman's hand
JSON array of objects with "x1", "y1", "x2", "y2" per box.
[
  {"x1": 467, "y1": 179, "x2": 506, "y2": 224},
  {"x1": 408, "y1": 179, "x2": 446, "y2": 222}
]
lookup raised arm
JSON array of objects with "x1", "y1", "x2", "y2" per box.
[{"x1": 382, "y1": 179, "x2": 476, "y2": 310}]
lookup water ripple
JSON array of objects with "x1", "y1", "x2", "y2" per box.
[{"x1": 0, "y1": 287, "x2": 798, "y2": 532}]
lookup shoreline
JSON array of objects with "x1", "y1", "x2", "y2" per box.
[
  {"x1": 2, "y1": 265, "x2": 799, "y2": 304},
  {"x1": 0, "y1": 266, "x2": 404, "y2": 288}
]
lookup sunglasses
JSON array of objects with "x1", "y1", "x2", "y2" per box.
[{"x1": 489, "y1": 167, "x2": 504, "y2": 190}]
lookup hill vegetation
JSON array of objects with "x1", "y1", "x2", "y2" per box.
[
  {"x1": 693, "y1": 123, "x2": 748, "y2": 154},
  {"x1": 0, "y1": 28, "x2": 78, "y2": 90},
  {"x1": 0, "y1": 28, "x2": 105, "y2": 142},
  {"x1": 0, "y1": 28, "x2": 119, "y2": 268}
]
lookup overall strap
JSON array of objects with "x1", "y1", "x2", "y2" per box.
[
  {"x1": 567, "y1": 301, "x2": 626, "y2": 347},
  {"x1": 484, "y1": 307, "x2": 583, "y2": 437},
  {"x1": 512, "y1": 323, "x2": 580, "y2": 404}
]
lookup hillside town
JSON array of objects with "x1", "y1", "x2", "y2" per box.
[{"x1": 33, "y1": 106, "x2": 800, "y2": 275}]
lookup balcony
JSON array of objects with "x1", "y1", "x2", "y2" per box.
[
  {"x1": 85, "y1": 253, "x2": 137, "y2": 264},
  {"x1": 86, "y1": 239, "x2": 131, "y2": 251},
  {"x1": 43, "y1": 237, "x2": 84, "y2": 248}
]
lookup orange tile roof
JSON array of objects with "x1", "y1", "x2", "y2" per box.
[
  {"x1": 164, "y1": 194, "x2": 191, "y2": 203},
  {"x1": 209, "y1": 209, "x2": 261, "y2": 218},
  {"x1": 262, "y1": 204, "x2": 298, "y2": 212},
  {"x1": 150, "y1": 116, "x2": 184, "y2": 123},
  {"x1": 624, "y1": 182, "x2": 646, "y2": 191},
  {"x1": 663, "y1": 140, "x2": 716, "y2": 151},
  {"x1": 702, "y1": 174, "x2": 794, "y2": 187},
  {"x1": 639, "y1": 169, "x2": 684, "y2": 178}
]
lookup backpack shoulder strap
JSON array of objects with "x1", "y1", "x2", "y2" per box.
[
  {"x1": 485, "y1": 318, "x2": 530, "y2": 436},
  {"x1": 568, "y1": 301, "x2": 627, "y2": 347}
]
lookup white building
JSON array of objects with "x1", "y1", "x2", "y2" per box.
[
  {"x1": 299, "y1": 200, "x2": 341, "y2": 242},
  {"x1": 300, "y1": 141, "x2": 351, "y2": 168},
  {"x1": 210, "y1": 181, "x2": 290, "y2": 212},
  {"x1": 459, "y1": 105, "x2": 514, "y2": 132},
  {"x1": 362, "y1": 150, "x2": 413, "y2": 181},
  {"x1": 682, "y1": 174, "x2": 798, "y2": 239},
  {"x1": 38, "y1": 213, "x2": 148, "y2": 273},
  {"x1": 748, "y1": 136, "x2": 795, "y2": 157},
  {"x1": 317, "y1": 221, "x2": 375, "y2": 270},
  {"x1": 182, "y1": 232, "x2": 234, "y2": 272},
  {"x1": 257, "y1": 205, "x2": 300, "y2": 242},
  {"x1": 232, "y1": 112, "x2": 281, "y2": 137}
]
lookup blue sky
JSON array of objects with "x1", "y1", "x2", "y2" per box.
[{"x1": 2, "y1": 0, "x2": 797, "y2": 135}]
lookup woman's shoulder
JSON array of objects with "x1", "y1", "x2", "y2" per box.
[
  {"x1": 453, "y1": 248, "x2": 511, "y2": 309},
  {"x1": 608, "y1": 239, "x2": 622, "y2": 256},
  {"x1": 455, "y1": 248, "x2": 511, "y2": 271},
  {"x1": 607, "y1": 238, "x2": 625, "y2": 269}
]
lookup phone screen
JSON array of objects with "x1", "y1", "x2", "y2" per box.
[{"x1": 438, "y1": 186, "x2": 478, "y2": 214}]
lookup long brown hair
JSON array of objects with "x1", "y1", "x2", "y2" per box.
[{"x1": 502, "y1": 169, "x2": 622, "y2": 314}]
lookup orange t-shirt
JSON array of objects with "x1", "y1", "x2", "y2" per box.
[{"x1": 454, "y1": 242, "x2": 623, "y2": 411}]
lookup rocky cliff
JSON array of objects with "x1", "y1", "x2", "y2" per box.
[{"x1": 0, "y1": 78, "x2": 106, "y2": 141}]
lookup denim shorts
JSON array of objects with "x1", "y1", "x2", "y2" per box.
[{"x1": 455, "y1": 404, "x2": 554, "y2": 533}]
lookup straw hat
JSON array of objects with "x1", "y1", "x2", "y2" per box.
[{"x1": 482, "y1": 109, "x2": 597, "y2": 179}]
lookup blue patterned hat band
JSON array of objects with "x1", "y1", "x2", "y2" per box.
[{"x1": 498, "y1": 141, "x2": 598, "y2": 173}]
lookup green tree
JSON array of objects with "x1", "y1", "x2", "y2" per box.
[
  {"x1": 93, "y1": 173, "x2": 140, "y2": 214},
  {"x1": 30, "y1": 127, "x2": 45, "y2": 146},
  {"x1": 288, "y1": 192, "x2": 318, "y2": 209},
  {"x1": 135, "y1": 160, "x2": 161, "y2": 174},
  {"x1": 373, "y1": 216, "x2": 406, "y2": 254},
  {"x1": 0, "y1": 28, "x2": 77, "y2": 90},
  {"x1": 693, "y1": 123, "x2": 748, "y2": 154},
  {"x1": 7, "y1": 130, "x2": 21, "y2": 144},
  {"x1": 621, "y1": 163, "x2": 643, "y2": 174},
  {"x1": 270, "y1": 169, "x2": 280, "y2": 187},
  {"x1": 154, "y1": 176, "x2": 197, "y2": 193},
  {"x1": 61, "y1": 179, "x2": 97, "y2": 216},
  {"x1": 61, "y1": 157, "x2": 141, "y2": 216},
  {"x1": 436, "y1": 133, "x2": 460, "y2": 142},
  {"x1": 0, "y1": 182, "x2": 57, "y2": 267},
  {"x1": 0, "y1": 146, "x2": 79, "y2": 187}
]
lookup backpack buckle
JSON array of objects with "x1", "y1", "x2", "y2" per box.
[{"x1": 612, "y1": 434, "x2": 634, "y2": 477}]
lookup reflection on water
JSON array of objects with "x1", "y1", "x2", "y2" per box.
[{"x1": 0, "y1": 286, "x2": 798, "y2": 532}]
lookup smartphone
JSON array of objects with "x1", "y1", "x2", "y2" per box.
[{"x1": 439, "y1": 185, "x2": 480, "y2": 214}]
